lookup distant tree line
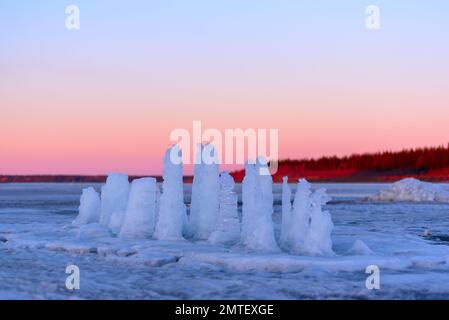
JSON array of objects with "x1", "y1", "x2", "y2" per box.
[
  {"x1": 231, "y1": 144, "x2": 449, "y2": 182},
  {"x1": 2, "y1": 144, "x2": 449, "y2": 183},
  {"x1": 279, "y1": 144, "x2": 449, "y2": 173}
]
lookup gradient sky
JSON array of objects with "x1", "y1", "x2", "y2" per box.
[{"x1": 1, "y1": 0, "x2": 449, "y2": 175}]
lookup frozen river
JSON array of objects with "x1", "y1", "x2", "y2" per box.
[{"x1": 1, "y1": 183, "x2": 449, "y2": 299}]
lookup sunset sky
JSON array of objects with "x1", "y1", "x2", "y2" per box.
[{"x1": 1, "y1": 0, "x2": 449, "y2": 175}]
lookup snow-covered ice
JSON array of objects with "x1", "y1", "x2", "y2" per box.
[
  {"x1": 120, "y1": 178, "x2": 158, "y2": 239},
  {"x1": 72, "y1": 187, "x2": 100, "y2": 226},
  {"x1": 241, "y1": 160, "x2": 278, "y2": 252},
  {"x1": 369, "y1": 178, "x2": 449, "y2": 202},
  {"x1": 347, "y1": 240, "x2": 375, "y2": 256},
  {"x1": 154, "y1": 146, "x2": 187, "y2": 241},
  {"x1": 280, "y1": 178, "x2": 334, "y2": 256},
  {"x1": 280, "y1": 176, "x2": 292, "y2": 248},
  {"x1": 303, "y1": 188, "x2": 334, "y2": 256},
  {"x1": 76, "y1": 223, "x2": 113, "y2": 239},
  {"x1": 1, "y1": 182, "x2": 449, "y2": 299},
  {"x1": 99, "y1": 173, "x2": 129, "y2": 232},
  {"x1": 188, "y1": 144, "x2": 220, "y2": 240},
  {"x1": 282, "y1": 179, "x2": 312, "y2": 253},
  {"x1": 208, "y1": 171, "x2": 240, "y2": 245}
]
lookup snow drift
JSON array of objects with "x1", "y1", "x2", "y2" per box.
[{"x1": 369, "y1": 178, "x2": 449, "y2": 202}]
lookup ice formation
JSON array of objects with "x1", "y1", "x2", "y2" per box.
[
  {"x1": 109, "y1": 210, "x2": 126, "y2": 234},
  {"x1": 189, "y1": 144, "x2": 220, "y2": 239},
  {"x1": 72, "y1": 187, "x2": 101, "y2": 226},
  {"x1": 281, "y1": 178, "x2": 334, "y2": 256},
  {"x1": 289, "y1": 179, "x2": 313, "y2": 254},
  {"x1": 347, "y1": 239, "x2": 375, "y2": 255},
  {"x1": 120, "y1": 178, "x2": 158, "y2": 239},
  {"x1": 241, "y1": 159, "x2": 278, "y2": 252},
  {"x1": 368, "y1": 178, "x2": 449, "y2": 202},
  {"x1": 71, "y1": 146, "x2": 335, "y2": 257},
  {"x1": 99, "y1": 173, "x2": 129, "y2": 233},
  {"x1": 154, "y1": 146, "x2": 188, "y2": 240},
  {"x1": 208, "y1": 171, "x2": 240, "y2": 245},
  {"x1": 280, "y1": 177, "x2": 292, "y2": 248},
  {"x1": 303, "y1": 188, "x2": 334, "y2": 256}
]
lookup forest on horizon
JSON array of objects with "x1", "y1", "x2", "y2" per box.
[
  {"x1": 231, "y1": 144, "x2": 449, "y2": 182},
  {"x1": 2, "y1": 144, "x2": 449, "y2": 183}
]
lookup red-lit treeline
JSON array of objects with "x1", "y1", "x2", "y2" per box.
[{"x1": 232, "y1": 144, "x2": 449, "y2": 182}]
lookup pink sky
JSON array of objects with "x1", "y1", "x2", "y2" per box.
[{"x1": 1, "y1": 1, "x2": 449, "y2": 175}]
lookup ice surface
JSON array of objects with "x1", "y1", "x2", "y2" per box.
[
  {"x1": 189, "y1": 144, "x2": 220, "y2": 239},
  {"x1": 76, "y1": 223, "x2": 113, "y2": 239},
  {"x1": 2, "y1": 182, "x2": 449, "y2": 299},
  {"x1": 72, "y1": 187, "x2": 100, "y2": 226},
  {"x1": 99, "y1": 173, "x2": 129, "y2": 232},
  {"x1": 369, "y1": 178, "x2": 449, "y2": 202},
  {"x1": 120, "y1": 178, "x2": 158, "y2": 239},
  {"x1": 208, "y1": 171, "x2": 240, "y2": 245},
  {"x1": 241, "y1": 159, "x2": 278, "y2": 252},
  {"x1": 154, "y1": 146, "x2": 187, "y2": 240}
]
